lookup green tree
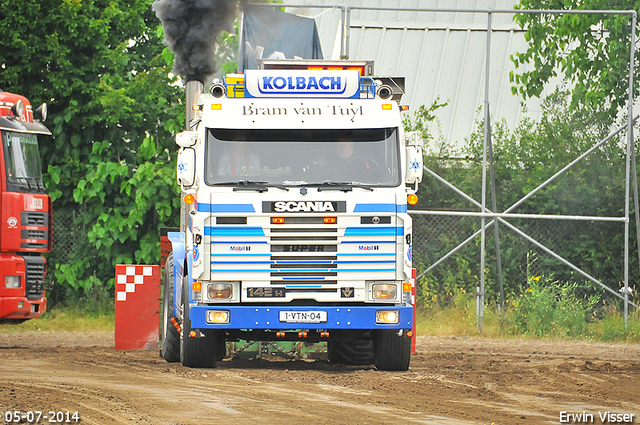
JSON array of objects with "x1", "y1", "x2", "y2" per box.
[
  {"x1": 0, "y1": 0, "x2": 183, "y2": 296},
  {"x1": 511, "y1": 1, "x2": 638, "y2": 117}
]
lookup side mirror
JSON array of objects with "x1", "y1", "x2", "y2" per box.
[
  {"x1": 405, "y1": 132, "x2": 423, "y2": 185},
  {"x1": 176, "y1": 131, "x2": 197, "y2": 147},
  {"x1": 177, "y1": 148, "x2": 196, "y2": 187}
]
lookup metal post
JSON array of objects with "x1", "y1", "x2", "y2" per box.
[
  {"x1": 632, "y1": 145, "x2": 640, "y2": 293},
  {"x1": 484, "y1": 14, "x2": 505, "y2": 311},
  {"x1": 624, "y1": 12, "x2": 636, "y2": 328},
  {"x1": 345, "y1": 7, "x2": 352, "y2": 59},
  {"x1": 478, "y1": 11, "x2": 492, "y2": 331}
]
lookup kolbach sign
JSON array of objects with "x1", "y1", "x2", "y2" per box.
[{"x1": 244, "y1": 70, "x2": 361, "y2": 98}]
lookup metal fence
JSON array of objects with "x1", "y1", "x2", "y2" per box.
[
  {"x1": 47, "y1": 205, "x2": 97, "y2": 286},
  {"x1": 273, "y1": 5, "x2": 640, "y2": 325},
  {"x1": 411, "y1": 213, "x2": 637, "y2": 304}
]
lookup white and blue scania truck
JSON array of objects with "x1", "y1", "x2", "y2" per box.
[{"x1": 162, "y1": 60, "x2": 423, "y2": 371}]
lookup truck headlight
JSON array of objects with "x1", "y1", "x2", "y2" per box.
[
  {"x1": 206, "y1": 310, "x2": 230, "y2": 324},
  {"x1": 376, "y1": 310, "x2": 399, "y2": 324},
  {"x1": 5, "y1": 276, "x2": 20, "y2": 288},
  {"x1": 372, "y1": 283, "x2": 397, "y2": 300},
  {"x1": 208, "y1": 283, "x2": 232, "y2": 299}
]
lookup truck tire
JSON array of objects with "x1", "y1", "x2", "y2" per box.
[
  {"x1": 161, "y1": 252, "x2": 180, "y2": 362},
  {"x1": 374, "y1": 330, "x2": 411, "y2": 371},
  {"x1": 180, "y1": 275, "x2": 218, "y2": 368},
  {"x1": 327, "y1": 339, "x2": 374, "y2": 365},
  {"x1": 207, "y1": 330, "x2": 227, "y2": 361}
]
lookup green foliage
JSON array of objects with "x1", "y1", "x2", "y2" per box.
[
  {"x1": 402, "y1": 98, "x2": 449, "y2": 144},
  {"x1": 0, "y1": 0, "x2": 183, "y2": 297},
  {"x1": 590, "y1": 306, "x2": 640, "y2": 342},
  {"x1": 512, "y1": 1, "x2": 638, "y2": 117},
  {"x1": 216, "y1": 26, "x2": 239, "y2": 76},
  {"x1": 508, "y1": 276, "x2": 600, "y2": 337},
  {"x1": 419, "y1": 256, "x2": 477, "y2": 308},
  {"x1": 415, "y1": 294, "x2": 640, "y2": 342}
]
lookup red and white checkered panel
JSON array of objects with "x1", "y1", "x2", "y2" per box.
[
  {"x1": 116, "y1": 265, "x2": 155, "y2": 301},
  {"x1": 115, "y1": 265, "x2": 161, "y2": 351}
]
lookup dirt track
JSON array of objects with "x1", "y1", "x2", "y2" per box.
[{"x1": 0, "y1": 331, "x2": 638, "y2": 425}]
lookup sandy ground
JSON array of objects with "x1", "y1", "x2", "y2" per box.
[{"x1": 0, "y1": 331, "x2": 638, "y2": 424}]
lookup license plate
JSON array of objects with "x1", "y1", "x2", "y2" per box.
[{"x1": 279, "y1": 310, "x2": 328, "y2": 323}]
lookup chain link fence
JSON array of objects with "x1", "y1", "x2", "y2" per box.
[
  {"x1": 410, "y1": 212, "x2": 638, "y2": 306},
  {"x1": 45, "y1": 204, "x2": 99, "y2": 303}
]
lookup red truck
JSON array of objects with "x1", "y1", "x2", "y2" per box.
[{"x1": 0, "y1": 90, "x2": 51, "y2": 323}]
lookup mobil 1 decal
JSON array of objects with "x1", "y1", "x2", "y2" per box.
[{"x1": 264, "y1": 201, "x2": 346, "y2": 213}]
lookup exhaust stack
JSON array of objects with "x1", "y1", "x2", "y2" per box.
[{"x1": 185, "y1": 80, "x2": 204, "y2": 130}]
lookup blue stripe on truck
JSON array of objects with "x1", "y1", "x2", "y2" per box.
[
  {"x1": 205, "y1": 226, "x2": 265, "y2": 237},
  {"x1": 353, "y1": 203, "x2": 396, "y2": 213},
  {"x1": 198, "y1": 203, "x2": 256, "y2": 213}
]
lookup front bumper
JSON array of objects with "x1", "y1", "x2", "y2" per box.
[
  {"x1": 0, "y1": 296, "x2": 46, "y2": 320},
  {"x1": 190, "y1": 304, "x2": 412, "y2": 330}
]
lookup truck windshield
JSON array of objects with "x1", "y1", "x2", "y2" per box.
[
  {"x1": 205, "y1": 128, "x2": 400, "y2": 187},
  {"x1": 1, "y1": 131, "x2": 45, "y2": 193}
]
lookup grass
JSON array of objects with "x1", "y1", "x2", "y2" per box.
[
  {"x1": 3, "y1": 278, "x2": 639, "y2": 344},
  {"x1": 0, "y1": 305, "x2": 115, "y2": 333},
  {"x1": 415, "y1": 289, "x2": 640, "y2": 343}
]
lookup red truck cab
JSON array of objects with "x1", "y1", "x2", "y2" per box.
[{"x1": 0, "y1": 90, "x2": 51, "y2": 323}]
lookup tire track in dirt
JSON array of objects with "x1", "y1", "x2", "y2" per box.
[
  {"x1": 0, "y1": 332, "x2": 638, "y2": 424},
  {"x1": 2, "y1": 380, "x2": 138, "y2": 425}
]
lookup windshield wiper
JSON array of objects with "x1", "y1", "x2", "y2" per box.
[
  {"x1": 317, "y1": 180, "x2": 373, "y2": 192},
  {"x1": 11, "y1": 176, "x2": 45, "y2": 192},
  {"x1": 211, "y1": 180, "x2": 288, "y2": 192},
  {"x1": 35, "y1": 177, "x2": 45, "y2": 191}
]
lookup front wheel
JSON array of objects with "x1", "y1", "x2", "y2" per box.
[
  {"x1": 161, "y1": 252, "x2": 180, "y2": 362},
  {"x1": 180, "y1": 275, "x2": 219, "y2": 368},
  {"x1": 327, "y1": 339, "x2": 374, "y2": 365},
  {"x1": 374, "y1": 330, "x2": 411, "y2": 371}
]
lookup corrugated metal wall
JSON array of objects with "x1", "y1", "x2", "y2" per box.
[{"x1": 285, "y1": 0, "x2": 557, "y2": 149}]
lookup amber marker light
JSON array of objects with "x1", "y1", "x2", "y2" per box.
[
  {"x1": 211, "y1": 104, "x2": 222, "y2": 110},
  {"x1": 184, "y1": 194, "x2": 196, "y2": 204},
  {"x1": 271, "y1": 217, "x2": 285, "y2": 224},
  {"x1": 376, "y1": 310, "x2": 400, "y2": 324},
  {"x1": 192, "y1": 281, "x2": 202, "y2": 291},
  {"x1": 407, "y1": 194, "x2": 419, "y2": 205},
  {"x1": 192, "y1": 104, "x2": 202, "y2": 111},
  {"x1": 206, "y1": 310, "x2": 230, "y2": 324},
  {"x1": 382, "y1": 104, "x2": 393, "y2": 110},
  {"x1": 323, "y1": 216, "x2": 336, "y2": 224},
  {"x1": 400, "y1": 105, "x2": 409, "y2": 111},
  {"x1": 403, "y1": 282, "x2": 413, "y2": 292}
]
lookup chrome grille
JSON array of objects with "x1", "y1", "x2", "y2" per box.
[{"x1": 269, "y1": 227, "x2": 338, "y2": 287}]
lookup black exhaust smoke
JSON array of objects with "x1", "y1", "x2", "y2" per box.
[{"x1": 152, "y1": 0, "x2": 240, "y2": 84}]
